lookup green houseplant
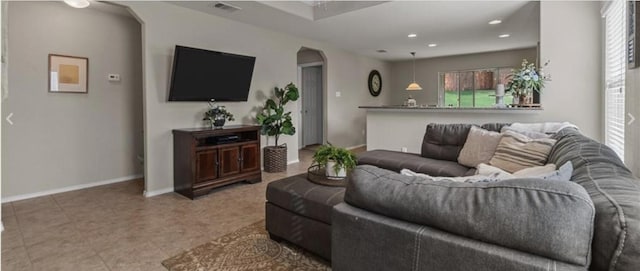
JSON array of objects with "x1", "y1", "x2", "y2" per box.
[
  {"x1": 203, "y1": 101, "x2": 235, "y2": 128},
  {"x1": 312, "y1": 143, "x2": 357, "y2": 179},
  {"x1": 505, "y1": 59, "x2": 550, "y2": 105},
  {"x1": 256, "y1": 83, "x2": 299, "y2": 172}
]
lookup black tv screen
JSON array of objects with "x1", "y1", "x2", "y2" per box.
[{"x1": 168, "y1": 45, "x2": 256, "y2": 101}]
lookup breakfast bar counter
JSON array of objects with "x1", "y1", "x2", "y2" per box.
[{"x1": 360, "y1": 105, "x2": 544, "y2": 153}]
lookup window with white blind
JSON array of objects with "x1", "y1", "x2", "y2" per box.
[{"x1": 603, "y1": 0, "x2": 626, "y2": 161}]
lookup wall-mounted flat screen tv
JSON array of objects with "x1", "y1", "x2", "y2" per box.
[{"x1": 168, "y1": 45, "x2": 256, "y2": 101}]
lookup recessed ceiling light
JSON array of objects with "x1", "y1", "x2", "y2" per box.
[
  {"x1": 427, "y1": 43, "x2": 437, "y2": 47},
  {"x1": 408, "y1": 33, "x2": 417, "y2": 38},
  {"x1": 489, "y1": 19, "x2": 502, "y2": 25},
  {"x1": 64, "y1": 0, "x2": 90, "y2": 8},
  {"x1": 499, "y1": 34, "x2": 510, "y2": 38}
]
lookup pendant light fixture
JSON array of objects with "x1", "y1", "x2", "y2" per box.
[
  {"x1": 406, "y1": 52, "x2": 422, "y2": 91},
  {"x1": 64, "y1": 0, "x2": 90, "y2": 9}
]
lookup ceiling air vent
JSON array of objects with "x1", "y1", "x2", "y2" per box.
[{"x1": 211, "y1": 2, "x2": 241, "y2": 12}]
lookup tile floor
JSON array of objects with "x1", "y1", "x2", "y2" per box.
[{"x1": 1, "y1": 148, "x2": 358, "y2": 271}]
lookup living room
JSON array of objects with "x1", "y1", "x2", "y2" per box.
[{"x1": 1, "y1": 0, "x2": 639, "y2": 270}]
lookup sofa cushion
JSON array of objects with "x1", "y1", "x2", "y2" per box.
[
  {"x1": 549, "y1": 128, "x2": 640, "y2": 271},
  {"x1": 489, "y1": 130, "x2": 557, "y2": 173},
  {"x1": 421, "y1": 123, "x2": 473, "y2": 162},
  {"x1": 457, "y1": 126, "x2": 502, "y2": 167},
  {"x1": 345, "y1": 165, "x2": 595, "y2": 267},
  {"x1": 357, "y1": 149, "x2": 472, "y2": 177}
]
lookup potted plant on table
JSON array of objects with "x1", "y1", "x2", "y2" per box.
[
  {"x1": 505, "y1": 59, "x2": 550, "y2": 105},
  {"x1": 312, "y1": 143, "x2": 357, "y2": 180},
  {"x1": 203, "y1": 101, "x2": 235, "y2": 128},
  {"x1": 256, "y1": 83, "x2": 299, "y2": 173}
]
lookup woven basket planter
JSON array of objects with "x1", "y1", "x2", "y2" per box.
[{"x1": 264, "y1": 146, "x2": 287, "y2": 173}]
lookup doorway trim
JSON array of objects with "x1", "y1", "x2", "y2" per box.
[{"x1": 296, "y1": 47, "x2": 328, "y2": 151}]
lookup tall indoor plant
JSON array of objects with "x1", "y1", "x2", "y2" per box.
[{"x1": 256, "y1": 83, "x2": 299, "y2": 172}]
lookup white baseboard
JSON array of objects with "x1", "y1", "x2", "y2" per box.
[
  {"x1": 346, "y1": 144, "x2": 366, "y2": 150},
  {"x1": 143, "y1": 187, "x2": 174, "y2": 198},
  {"x1": 287, "y1": 159, "x2": 300, "y2": 165},
  {"x1": 1, "y1": 174, "x2": 144, "y2": 203}
]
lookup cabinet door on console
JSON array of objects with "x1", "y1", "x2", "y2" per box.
[
  {"x1": 219, "y1": 146, "x2": 241, "y2": 177},
  {"x1": 240, "y1": 143, "x2": 260, "y2": 172},
  {"x1": 196, "y1": 149, "x2": 218, "y2": 183}
]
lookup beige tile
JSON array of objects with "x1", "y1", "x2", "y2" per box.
[
  {"x1": 2, "y1": 202, "x2": 15, "y2": 218},
  {"x1": 98, "y1": 237, "x2": 167, "y2": 271},
  {"x1": 1, "y1": 149, "x2": 318, "y2": 269},
  {"x1": 26, "y1": 233, "x2": 95, "y2": 264},
  {"x1": 21, "y1": 222, "x2": 78, "y2": 247},
  {"x1": 12, "y1": 196, "x2": 61, "y2": 215},
  {"x1": 31, "y1": 255, "x2": 109, "y2": 271},
  {"x1": 1, "y1": 246, "x2": 33, "y2": 271}
]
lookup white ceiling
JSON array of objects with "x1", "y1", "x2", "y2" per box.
[{"x1": 169, "y1": 1, "x2": 540, "y2": 61}]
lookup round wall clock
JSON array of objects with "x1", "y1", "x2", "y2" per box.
[{"x1": 368, "y1": 70, "x2": 382, "y2": 97}]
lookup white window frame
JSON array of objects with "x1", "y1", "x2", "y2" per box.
[{"x1": 602, "y1": 0, "x2": 626, "y2": 161}]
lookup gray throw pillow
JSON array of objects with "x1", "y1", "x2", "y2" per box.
[{"x1": 528, "y1": 161, "x2": 573, "y2": 181}]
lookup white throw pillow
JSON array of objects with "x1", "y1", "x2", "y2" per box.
[
  {"x1": 457, "y1": 126, "x2": 503, "y2": 168},
  {"x1": 501, "y1": 126, "x2": 551, "y2": 139},
  {"x1": 401, "y1": 169, "x2": 504, "y2": 183},
  {"x1": 513, "y1": 163, "x2": 557, "y2": 177}
]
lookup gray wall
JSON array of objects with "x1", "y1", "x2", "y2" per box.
[
  {"x1": 126, "y1": 2, "x2": 392, "y2": 195},
  {"x1": 389, "y1": 48, "x2": 537, "y2": 105},
  {"x1": 2, "y1": 2, "x2": 143, "y2": 198}
]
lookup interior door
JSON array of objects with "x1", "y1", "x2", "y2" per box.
[
  {"x1": 219, "y1": 146, "x2": 240, "y2": 177},
  {"x1": 195, "y1": 149, "x2": 218, "y2": 183},
  {"x1": 301, "y1": 65, "x2": 323, "y2": 147}
]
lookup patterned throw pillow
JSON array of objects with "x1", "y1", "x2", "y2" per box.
[
  {"x1": 489, "y1": 131, "x2": 557, "y2": 173},
  {"x1": 457, "y1": 126, "x2": 503, "y2": 168}
]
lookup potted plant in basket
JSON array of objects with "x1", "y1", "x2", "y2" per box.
[
  {"x1": 505, "y1": 59, "x2": 550, "y2": 105},
  {"x1": 203, "y1": 101, "x2": 235, "y2": 128},
  {"x1": 256, "y1": 83, "x2": 299, "y2": 172},
  {"x1": 311, "y1": 143, "x2": 357, "y2": 180}
]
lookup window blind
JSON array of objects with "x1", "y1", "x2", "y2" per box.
[{"x1": 603, "y1": 0, "x2": 626, "y2": 161}]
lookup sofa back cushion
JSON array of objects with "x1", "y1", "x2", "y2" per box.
[
  {"x1": 549, "y1": 128, "x2": 640, "y2": 271},
  {"x1": 421, "y1": 124, "x2": 473, "y2": 161},
  {"x1": 421, "y1": 123, "x2": 509, "y2": 162}
]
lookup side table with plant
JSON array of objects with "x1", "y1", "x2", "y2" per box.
[
  {"x1": 505, "y1": 59, "x2": 550, "y2": 105},
  {"x1": 311, "y1": 143, "x2": 357, "y2": 180},
  {"x1": 256, "y1": 83, "x2": 299, "y2": 172},
  {"x1": 203, "y1": 101, "x2": 235, "y2": 128}
]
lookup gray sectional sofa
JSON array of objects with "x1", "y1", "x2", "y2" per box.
[{"x1": 333, "y1": 123, "x2": 640, "y2": 271}]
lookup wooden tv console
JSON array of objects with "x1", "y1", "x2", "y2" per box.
[{"x1": 172, "y1": 125, "x2": 262, "y2": 199}]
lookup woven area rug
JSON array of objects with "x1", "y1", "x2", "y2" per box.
[{"x1": 162, "y1": 221, "x2": 331, "y2": 271}]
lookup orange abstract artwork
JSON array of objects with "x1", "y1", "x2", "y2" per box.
[{"x1": 58, "y1": 64, "x2": 80, "y2": 84}]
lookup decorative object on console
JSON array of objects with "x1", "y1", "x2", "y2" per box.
[
  {"x1": 505, "y1": 59, "x2": 550, "y2": 105},
  {"x1": 203, "y1": 100, "x2": 235, "y2": 128},
  {"x1": 48, "y1": 54, "x2": 88, "y2": 93},
  {"x1": 257, "y1": 83, "x2": 300, "y2": 172},
  {"x1": 311, "y1": 143, "x2": 357, "y2": 180},
  {"x1": 368, "y1": 70, "x2": 382, "y2": 97},
  {"x1": 494, "y1": 83, "x2": 506, "y2": 108}
]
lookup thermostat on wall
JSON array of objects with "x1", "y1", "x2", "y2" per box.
[{"x1": 108, "y1": 74, "x2": 121, "y2": 82}]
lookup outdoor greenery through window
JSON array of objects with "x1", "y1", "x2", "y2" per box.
[{"x1": 439, "y1": 68, "x2": 513, "y2": 108}]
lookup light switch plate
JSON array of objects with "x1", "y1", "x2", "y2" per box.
[{"x1": 335, "y1": 91, "x2": 341, "y2": 97}]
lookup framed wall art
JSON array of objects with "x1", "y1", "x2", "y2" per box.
[{"x1": 48, "y1": 54, "x2": 88, "y2": 93}]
